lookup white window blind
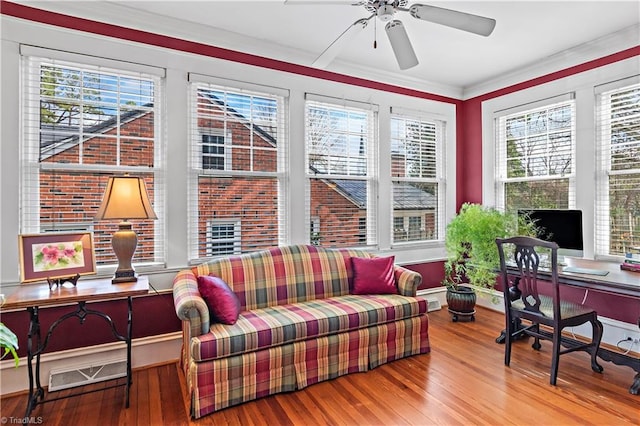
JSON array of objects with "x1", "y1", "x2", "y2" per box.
[
  {"x1": 390, "y1": 111, "x2": 445, "y2": 244},
  {"x1": 20, "y1": 53, "x2": 164, "y2": 268},
  {"x1": 188, "y1": 80, "x2": 287, "y2": 261},
  {"x1": 495, "y1": 98, "x2": 576, "y2": 211},
  {"x1": 595, "y1": 78, "x2": 640, "y2": 257},
  {"x1": 305, "y1": 98, "x2": 376, "y2": 248}
]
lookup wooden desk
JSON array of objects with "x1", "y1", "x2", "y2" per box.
[
  {"x1": 500, "y1": 259, "x2": 640, "y2": 394},
  {"x1": 559, "y1": 257, "x2": 640, "y2": 298},
  {"x1": 1, "y1": 276, "x2": 149, "y2": 417}
]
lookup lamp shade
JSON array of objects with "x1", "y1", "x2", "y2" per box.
[{"x1": 95, "y1": 176, "x2": 158, "y2": 221}]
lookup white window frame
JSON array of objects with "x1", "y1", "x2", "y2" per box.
[
  {"x1": 494, "y1": 95, "x2": 576, "y2": 211},
  {"x1": 390, "y1": 108, "x2": 446, "y2": 246},
  {"x1": 304, "y1": 94, "x2": 378, "y2": 248},
  {"x1": 19, "y1": 46, "x2": 166, "y2": 272},
  {"x1": 595, "y1": 76, "x2": 640, "y2": 259},
  {"x1": 188, "y1": 73, "x2": 289, "y2": 262}
]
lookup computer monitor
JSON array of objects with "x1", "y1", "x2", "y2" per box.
[{"x1": 517, "y1": 209, "x2": 584, "y2": 259}]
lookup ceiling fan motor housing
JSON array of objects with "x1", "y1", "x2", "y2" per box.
[{"x1": 377, "y1": 4, "x2": 396, "y2": 21}]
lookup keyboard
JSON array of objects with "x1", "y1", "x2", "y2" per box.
[{"x1": 562, "y1": 266, "x2": 609, "y2": 276}]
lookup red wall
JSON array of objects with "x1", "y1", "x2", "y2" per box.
[{"x1": 406, "y1": 261, "x2": 446, "y2": 289}]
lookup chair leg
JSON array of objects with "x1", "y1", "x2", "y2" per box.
[
  {"x1": 550, "y1": 329, "x2": 561, "y2": 386},
  {"x1": 505, "y1": 316, "x2": 513, "y2": 366},
  {"x1": 531, "y1": 323, "x2": 541, "y2": 350},
  {"x1": 590, "y1": 317, "x2": 604, "y2": 373}
]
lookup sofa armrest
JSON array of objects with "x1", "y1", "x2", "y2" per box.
[
  {"x1": 394, "y1": 265, "x2": 423, "y2": 297},
  {"x1": 173, "y1": 270, "x2": 210, "y2": 337}
]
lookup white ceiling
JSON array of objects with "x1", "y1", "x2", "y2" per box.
[{"x1": 13, "y1": 1, "x2": 640, "y2": 94}]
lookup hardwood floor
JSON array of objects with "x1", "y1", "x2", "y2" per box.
[{"x1": 2, "y1": 307, "x2": 638, "y2": 425}]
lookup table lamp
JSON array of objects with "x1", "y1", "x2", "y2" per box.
[{"x1": 95, "y1": 176, "x2": 157, "y2": 283}]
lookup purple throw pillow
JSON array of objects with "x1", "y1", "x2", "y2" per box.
[
  {"x1": 351, "y1": 256, "x2": 397, "y2": 295},
  {"x1": 197, "y1": 275, "x2": 241, "y2": 325}
]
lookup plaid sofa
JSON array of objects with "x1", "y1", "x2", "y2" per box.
[{"x1": 173, "y1": 245, "x2": 430, "y2": 418}]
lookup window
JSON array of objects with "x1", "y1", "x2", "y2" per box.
[
  {"x1": 20, "y1": 50, "x2": 164, "y2": 267},
  {"x1": 202, "y1": 133, "x2": 227, "y2": 170},
  {"x1": 206, "y1": 221, "x2": 241, "y2": 256},
  {"x1": 390, "y1": 112, "x2": 444, "y2": 244},
  {"x1": 596, "y1": 80, "x2": 640, "y2": 257},
  {"x1": 496, "y1": 99, "x2": 576, "y2": 211},
  {"x1": 189, "y1": 76, "x2": 287, "y2": 261},
  {"x1": 305, "y1": 97, "x2": 376, "y2": 248}
]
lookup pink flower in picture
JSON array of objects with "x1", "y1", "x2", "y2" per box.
[{"x1": 41, "y1": 245, "x2": 61, "y2": 266}]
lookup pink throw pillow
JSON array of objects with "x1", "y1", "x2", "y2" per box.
[
  {"x1": 351, "y1": 256, "x2": 397, "y2": 295},
  {"x1": 197, "y1": 275, "x2": 241, "y2": 325}
]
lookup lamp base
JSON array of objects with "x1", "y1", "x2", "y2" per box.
[
  {"x1": 112, "y1": 270, "x2": 138, "y2": 284},
  {"x1": 111, "y1": 221, "x2": 139, "y2": 285}
]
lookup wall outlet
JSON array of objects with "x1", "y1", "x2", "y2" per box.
[{"x1": 623, "y1": 334, "x2": 640, "y2": 345}]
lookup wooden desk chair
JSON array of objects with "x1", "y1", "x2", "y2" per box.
[{"x1": 495, "y1": 236, "x2": 604, "y2": 385}]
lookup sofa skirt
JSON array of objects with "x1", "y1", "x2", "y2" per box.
[{"x1": 186, "y1": 315, "x2": 429, "y2": 419}]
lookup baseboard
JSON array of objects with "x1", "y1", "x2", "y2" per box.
[
  {"x1": 0, "y1": 331, "x2": 182, "y2": 396},
  {"x1": 417, "y1": 287, "x2": 447, "y2": 311}
]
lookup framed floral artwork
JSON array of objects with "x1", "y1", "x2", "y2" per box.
[{"x1": 18, "y1": 232, "x2": 97, "y2": 283}]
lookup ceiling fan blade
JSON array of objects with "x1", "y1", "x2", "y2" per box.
[
  {"x1": 312, "y1": 16, "x2": 372, "y2": 68},
  {"x1": 408, "y1": 4, "x2": 496, "y2": 37},
  {"x1": 385, "y1": 20, "x2": 419, "y2": 70}
]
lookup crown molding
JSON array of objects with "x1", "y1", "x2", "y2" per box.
[{"x1": 463, "y1": 24, "x2": 640, "y2": 100}]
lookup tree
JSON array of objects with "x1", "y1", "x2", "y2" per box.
[{"x1": 39, "y1": 65, "x2": 102, "y2": 126}]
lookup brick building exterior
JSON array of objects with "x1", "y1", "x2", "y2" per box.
[{"x1": 39, "y1": 92, "x2": 435, "y2": 264}]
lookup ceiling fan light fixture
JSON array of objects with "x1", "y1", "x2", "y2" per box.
[{"x1": 385, "y1": 20, "x2": 418, "y2": 70}]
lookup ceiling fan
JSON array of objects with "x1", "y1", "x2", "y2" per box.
[{"x1": 292, "y1": 0, "x2": 496, "y2": 70}]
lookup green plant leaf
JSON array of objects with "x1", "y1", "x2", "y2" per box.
[{"x1": 0, "y1": 322, "x2": 20, "y2": 367}]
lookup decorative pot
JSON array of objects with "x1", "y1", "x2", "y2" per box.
[{"x1": 446, "y1": 285, "x2": 476, "y2": 322}]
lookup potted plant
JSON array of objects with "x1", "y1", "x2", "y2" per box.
[
  {"x1": 1, "y1": 322, "x2": 19, "y2": 367},
  {"x1": 443, "y1": 203, "x2": 536, "y2": 321}
]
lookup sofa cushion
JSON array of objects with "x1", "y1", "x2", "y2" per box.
[
  {"x1": 197, "y1": 275, "x2": 241, "y2": 325},
  {"x1": 351, "y1": 256, "x2": 397, "y2": 295},
  {"x1": 191, "y1": 294, "x2": 427, "y2": 362}
]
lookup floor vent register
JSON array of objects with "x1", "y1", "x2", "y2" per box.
[{"x1": 48, "y1": 359, "x2": 127, "y2": 392}]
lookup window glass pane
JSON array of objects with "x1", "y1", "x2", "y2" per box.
[
  {"x1": 196, "y1": 176, "x2": 279, "y2": 255},
  {"x1": 307, "y1": 103, "x2": 369, "y2": 177},
  {"x1": 196, "y1": 88, "x2": 278, "y2": 173},
  {"x1": 504, "y1": 179, "x2": 570, "y2": 210},
  {"x1": 609, "y1": 173, "x2": 640, "y2": 254},
  {"x1": 308, "y1": 178, "x2": 369, "y2": 247}
]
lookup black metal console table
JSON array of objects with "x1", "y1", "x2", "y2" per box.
[{"x1": 1, "y1": 276, "x2": 149, "y2": 418}]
